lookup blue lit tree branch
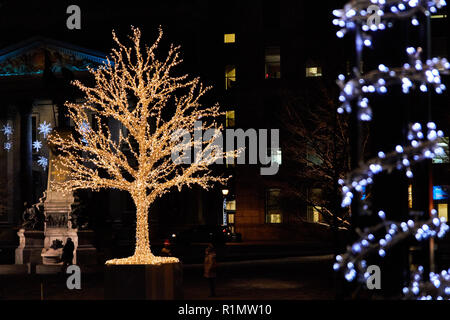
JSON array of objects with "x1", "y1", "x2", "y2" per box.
[
  {"x1": 403, "y1": 265, "x2": 450, "y2": 299},
  {"x1": 331, "y1": 0, "x2": 449, "y2": 299},
  {"x1": 337, "y1": 48, "x2": 450, "y2": 121},
  {"x1": 340, "y1": 122, "x2": 445, "y2": 208},
  {"x1": 333, "y1": 0, "x2": 447, "y2": 40},
  {"x1": 333, "y1": 209, "x2": 449, "y2": 283}
]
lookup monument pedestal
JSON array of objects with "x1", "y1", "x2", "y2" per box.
[
  {"x1": 105, "y1": 262, "x2": 183, "y2": 300},
  {"x1": 15, "y1": 229, "x2": 44, "y2": 265}
]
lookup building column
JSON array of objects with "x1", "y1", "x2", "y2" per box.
[{"x1": 19, "y1": 101, "x2": 33, "y2": 219}]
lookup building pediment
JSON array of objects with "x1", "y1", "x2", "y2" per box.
[{"x1": 0, "y1": 37, "x2": 109, "y2": 77}]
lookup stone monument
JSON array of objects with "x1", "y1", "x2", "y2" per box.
[{"x1": 40, "y1": 147, "x2": 78, "y2": 265}]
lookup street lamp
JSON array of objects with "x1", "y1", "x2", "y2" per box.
[{"x1": 221, "y1": 189, "x2": 229, "y2": 225}]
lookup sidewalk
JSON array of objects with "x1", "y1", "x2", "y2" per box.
[{"x1": 170, "y1": 240, "x2": 338, "y2": 263}]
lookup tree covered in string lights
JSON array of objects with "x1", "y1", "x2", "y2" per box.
[{"x1": 48, "y1": 27, "x2": 236, "y2": 265}]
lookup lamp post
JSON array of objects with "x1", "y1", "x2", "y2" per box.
[{"x1": 222, "y1": 189, "x2": 229, "y2": 226}]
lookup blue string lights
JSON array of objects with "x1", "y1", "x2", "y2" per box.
[
  {"x1": 337, "y1": 48, "x2": 450, "y2": 121},
  {"x1": 332, "y1": 0, "x2": 447, "y2": 42},
  {"x1": 403, "y1": 265, "x2": 450, "y2": 299},
  {"x1": 340, "y1": 122, "x2": 445, "y2": 208},
  {"x1": 333, "y1": 209, "x2": 449, "y2": 285},
  {"x1": 332, "y1": 0, "x2": 449, "y2": 299}
]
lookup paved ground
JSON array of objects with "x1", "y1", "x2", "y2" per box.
[
  {"x1": 0, "y1": 255, "x2": 336, "y2": 300},
  {"x1": 183, "y1": 255, "x2": 335, "y2": 300}
]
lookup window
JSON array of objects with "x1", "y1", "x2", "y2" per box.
[
  {"x1": 226, "y1": 199, "x2": 236, "y2": 232},
  {"x1": 433, "y1": 185, "x2": 449, "y2": 223},
  {"x1": 266, "y1": 188, "x2": 282, "y2": 223},
  {"x1": 225, "y1": 65, "x2": 236, "y2": 90},
  {"x1": 306, "y1": 146, "x2": 323, "y2": 166},
  {"x1": 224, "y1": 33, "x2": 235, "y2": 43},
  {"x1": 226, "y1": 110, "x2": 235, "y2": 127},
  {"x1": 408, "y1": 184, "x2": 413, "y2": 209},
  {"x1": 307, "y1": 206, "x2": 322, "y2": 223},
  {"x1": 226, "y1": 199, "x2": 236, "y2": 211},
  {"x1": 265, "y1": 47, "x2": 280, "y2": 79},
  {"x1": 31, "y1": 114, "x2": 38, "y2": 143},
  {"x1": 306, "y1": 66, "x2": 322, "y2": 77},
  {"x1": 306, "y1": 188, "x2": 323, "y2": 223},
  {"x1": 431, "y1": 14, "x2": 447, "y2": 19},
  {"x1": 432, "y1": 137, "x2": 449, "y2": 164},
  {"x1": 270, "y1": 148, "x2": 282, "y2": 165},
  {"x1": 438, "y1": 204, "x2": 448, "y2": 221}
]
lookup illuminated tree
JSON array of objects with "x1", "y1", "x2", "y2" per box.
[{"x1": 48, "y1": 27, "x2": 236, "y2": 265}]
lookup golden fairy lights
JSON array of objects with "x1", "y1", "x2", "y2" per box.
[{"x1": 48, "y1": 27, "x2": 237, "y2": 265}]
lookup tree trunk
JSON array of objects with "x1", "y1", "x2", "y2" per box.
[{"x1": 132, "y1": 194, "x2": 153, "y2": 258}]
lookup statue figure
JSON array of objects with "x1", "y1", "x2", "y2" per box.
[{"x1": 21, "y1": 195, "x2": 46, "y2": 231}]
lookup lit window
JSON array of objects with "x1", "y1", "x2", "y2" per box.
[
  {"x1": 408, "y1": 184, "x2": 413, "y2": 209},
  {"x1": 226, "y1": 199, "x2": 236, "y2": 211},
  {"x1": 306, "y1": 66, "x2": 322, "y2": 77},
  {"x1": 266, "y1": 188, "x2": 282, "y2": 223},
  {"x1": 270, "y1": 148, "x2": 282, "y2": 165},
  {"x1": 228, "y1": 213, "x2": 235, "y2": 224},
  {"x1": 438, "y1": 204, "x2": 448, "y2": 221},
  {"x1": 225, "y1": 65, "x2": 236, "y2": 90},
  {"x1": 432, "y1": 137, "x2": 449, "y2": 163},
  {"x1": 265, "y1": 47, "x2": 280, "y2": 79},
  {"x1": 269, "y1": 214, "x2": 282, "y2": 223},
  {"x1": 307, "y1": 206, "x2": 322, "y2": 223},
  {"x1": 431, "y1": 14, "x2": 447, "y2": 19},
  {"x1": 226, "y1": 110, "x2": 235, "y2": 127},
  {"x1": 224, "y1": 33, "x2": 235, "y2": 43}
]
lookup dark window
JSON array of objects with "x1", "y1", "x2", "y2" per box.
[
  {"x1": 265, "y1": 188, "x2": 282, "y2": 223},
  {"x1": 265, "y1": 47, "x2": 281, "y2": 79}
]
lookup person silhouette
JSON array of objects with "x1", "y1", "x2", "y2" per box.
[
  {"x1": 61, "y1": 238, "x2": 75, "y2": 267},
  {"x1": 204, "y1": 243, "x2": 217, "y2": 297}
]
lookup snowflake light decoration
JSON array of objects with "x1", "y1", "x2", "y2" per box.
[
  {"x1": 1, "y1": 123, "x2": 13, "y2": 138},
  {"x1": 4, "y1": 141, "x2": 12, "y2": 151},
  {"x1": 32, "y1": 140, "x2": 43, "y2": 152},
  {"x1": 37, "y1": 156, "x2": 48, "y2": 169},
  {"x1": 38, "y1": 121, "x2": 52, "y2": 138}
]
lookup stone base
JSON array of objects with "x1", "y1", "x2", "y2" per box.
[
  {"x1": 105, "y1": 262, "x2": 183, "y2": 300},
  {"x1": 15, "y1": 230, "x2": 44, "y2": 265},
  {"x1": 77, "y1": 230, "x2": 98, "y2": 265},
  {"x1": 36, "y1": 264, "x2": 64, "y2": 275},
  {"x1": 0, "y1": 264, "x2": 30, "y2": 275}
]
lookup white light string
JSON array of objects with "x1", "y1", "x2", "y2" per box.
[
  {"x1": 340, "y1": 122, "x2": 445, "y2": 208},
  {"x1": 333, "y1": 0, "x2": 447, "y2": 41},
  {"x1": 337, "y1": 48, "x2": 450, "y2": 121},
  {"x1": 333, "y1": 209, "x2": 449, "y2": 284},
  {"x1": 331, "y1": 0, "x2": 449, "y2": 299},
  {"x1": 403, "y1": 265, "x2": 450, "y2": 299}
]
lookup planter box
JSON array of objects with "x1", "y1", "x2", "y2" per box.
[{"x1": 105, "y1": 262, "x2": 183, "y2": 300}]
